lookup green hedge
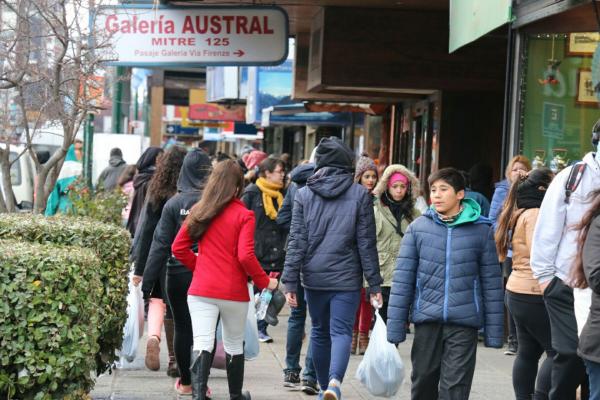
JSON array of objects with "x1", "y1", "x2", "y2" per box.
[
  {"x1": 0, "y1": 214, "x2": 131, "y2": 373},
  {"x1": 0, "y1": 240, "x2": 102, "y2": 399}
]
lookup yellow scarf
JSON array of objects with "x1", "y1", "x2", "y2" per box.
[{"x1": 256, "y1": 177, "x2": 284, "y2": 220}]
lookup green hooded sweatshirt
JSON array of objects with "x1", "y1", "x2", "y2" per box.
[
  {"x1": 432, "y1": 197, "x2": 482, "y2": 227},
  {"x1": 45, "y1": 144, "x2": 82, "y2": 216}
]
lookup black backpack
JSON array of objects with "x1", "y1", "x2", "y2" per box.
[{"x1": 564, "y1": 162, "x2": 586, "y2": 204}]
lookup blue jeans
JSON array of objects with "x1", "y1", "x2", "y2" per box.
[
  {"x1": 305, "y1": 289, "x2": 361, "y2": 390},
  {"x1": 586, "y1": 359, "x2": 600, "y2": 400},
  {"x1": 284, "y1": 284, "x2": 316, "y2": 382}
]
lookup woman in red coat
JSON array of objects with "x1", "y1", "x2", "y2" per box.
[{"x1": 172, "y1": 159, "x2": 278, "y2": 400}]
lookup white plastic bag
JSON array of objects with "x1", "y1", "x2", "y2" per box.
[
  {"x1": 356, "y1": 310, "x2": 404, "y2": 397},
  {"x1": 244, "y1": 284, "x2": 260, "y2": 360},
  {"x1": 120, "y1": 275, "x2": 144, "y2": 362}
]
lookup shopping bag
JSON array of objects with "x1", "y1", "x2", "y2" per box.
[
  {"x1": 355, "y1": 310, "x2": 404, "y2": 397},
  {"x1": 244, "y1": 284, "x2": 260, "y2": 360},
  {"x1": 120, "y1": 275, "x2": 144, "y2": 362}
]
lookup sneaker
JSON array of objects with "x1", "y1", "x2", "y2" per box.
[
  {"x1": 301, "y1": 379, "x2": 320, "y2": 395},
  {"x1": 283, "y1": 370, "x2": 300, "y2": 388},
  {"x1": 504, "y1": 342, "x2": 517, "y2": 355},
  {"x1": 145, "y1": 335, "x2": 160, "y2": 371},
  {"x1": 258, "y1": 331, "x2": 273, "y2": 343},
  {"x1": 323, "y1": 383, "x2": 341, "y2": 400}
]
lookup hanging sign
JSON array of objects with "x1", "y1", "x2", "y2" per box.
[{"x1": 95, "y1": 6, "x2": 289, "y2": 66}]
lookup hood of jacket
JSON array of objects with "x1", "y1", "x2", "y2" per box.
[
  {"x1": 109, "y1": 155, "x2": 125, "y2": 168},
  {"x1": 373, "y1": 164, "x2": 420, "y2": 201},
  {"x1": 425, "y1": 198, "x2": 489, "y2": 227},
  {"x1": 307, "y1": 166, "x2": 354, "y2": 199},
  {"x1": 177, "y1": 148, "x2": 211, "y2": 192},
  {"x1": 65, "y1": 144, "x2": 79, "y2": 162},
  {"x1": 314, "y1": 136, "x2": 354, "y2": 173},
  {"x1": 290, "y1": 163, "x2": 315, "y2": 185},
  {"x1": 136, "y1": 146, "x2": 163, "y2": 172}
]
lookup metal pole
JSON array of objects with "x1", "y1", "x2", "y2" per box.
[
  {"x1": 111, "y1": 66, "x2": 125, "y2": 133},
  {"x1": 83, "y1": 113, "x2": 95, "y2": 190}
]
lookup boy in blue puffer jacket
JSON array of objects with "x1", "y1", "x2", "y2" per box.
[{"x1": 387, "y1": 167, "x2": 504, "y2": 400}]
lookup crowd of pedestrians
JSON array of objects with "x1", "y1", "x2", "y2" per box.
[{"x1": 101, "y1": 124, "x2": 600, "y2": 400}]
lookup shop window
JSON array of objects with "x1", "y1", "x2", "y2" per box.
[{"x1": 521, "y1": 33, "x2": 598, "y2": 172}]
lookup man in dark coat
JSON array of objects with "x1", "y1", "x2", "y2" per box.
[
  {"x1": 282, "y1": 137, "x2": 383, "y2": 399},
  {"x1": 97, "y1": 147, "x2": 127, "y2": 191}
]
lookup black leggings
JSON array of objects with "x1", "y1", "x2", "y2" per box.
[
  {"x1": 505, "y1": 290, "x2": 556, "y2": 400},
  {"x1": 166, "y1": 271, "x2": 193, "y2": 385}
]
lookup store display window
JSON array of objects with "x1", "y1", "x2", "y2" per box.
[{"x1": 521, "y1": 33, "x2": 599, "y2": 172}]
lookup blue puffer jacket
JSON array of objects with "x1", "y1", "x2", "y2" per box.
[
  {"x1": 281, "y1": 167, "x2": 383, "y2": 293},
  {"x1": 489, "y1": 179, "x2": 509, "y2": 231},
  {"x1": 387, "y1": 199, "x2": 504, "y2": 348}
]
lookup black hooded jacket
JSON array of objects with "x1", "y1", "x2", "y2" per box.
[
  {"x1": 126, "y1": 147, "x2": 163, "y2": 237},
  {"x1": 282, "y1": 137, "x2": 383, "y2": 293},
  {"x1": 141, "y1": 149, "x2": 211, "y2": 297},
  {"x1": 276, "y1": 163, "x2": 314, "y2": 231},
  {"x1": 97, "y1": 155, "x2": 127, "y2": 191}
]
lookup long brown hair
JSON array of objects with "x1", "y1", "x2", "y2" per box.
[
  {"x1": 185, "y1": 159, "x2": 244, "y2": 241},
  {"x1": 147, "y1": 146, "x2": 187, "y2": 210},
  {"x1": 571, "y1": 190, "x2": 600, "y2": 288},
  {"x1": 495, "y1": 167, "x2": 553, "y2": 260}
]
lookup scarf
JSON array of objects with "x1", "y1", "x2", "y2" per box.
[
  {"x1": 435, "y1": 205, "x2": 464, "y2": 225},
  {"x1": 256, "y1": 177, "x2": 284, "y2": 220},
  {"x1": 381, "y1": 191, "x2": 413, "y2": 236}
]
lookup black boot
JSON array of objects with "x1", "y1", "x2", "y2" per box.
[
  {"x1": 190, "y1": 350, "x2": 212, "y2": 400},
  {"x1": 226, "y1": 353, "x2": 251, "y2": 400}
]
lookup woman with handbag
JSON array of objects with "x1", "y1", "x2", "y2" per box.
[{"x1": 172, "y1": 160, "x2": 278, "y2": 400}]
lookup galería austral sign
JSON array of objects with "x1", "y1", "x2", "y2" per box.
[{"x1": 94, "y1": 6, "x2": 288, "y2": 66}]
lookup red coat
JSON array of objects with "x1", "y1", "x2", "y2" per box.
[{"x1": 172, "y1": 198, "x2": 270, "y2": 301}]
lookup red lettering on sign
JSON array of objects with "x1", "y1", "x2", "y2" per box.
[
  {"x1": 222, "y1": 15, "x2": 234, "y2": 33},
  {"x1": 237, "y1": 16, "x2": 248, "y2": 34},
  {"x1": 263, "y1": 16, "x2": 273, "y2": 34},
  {"x1": 106, "y1": 14, "x2": 175, "y2": 34},
  {"x1": 249, "y1": 16, "x2": 262, "y2": 34},
  {"x1": 210, "y1": 16, "x2": 221, "y2": 34}
]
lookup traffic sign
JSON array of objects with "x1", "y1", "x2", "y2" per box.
[{"x1": 94, "y1": 5, "x2": 289, "y2": 66}]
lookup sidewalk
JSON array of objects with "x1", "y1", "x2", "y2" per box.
[{"x1": 91, "y1": 308, "x2": 514, "y2": 399}]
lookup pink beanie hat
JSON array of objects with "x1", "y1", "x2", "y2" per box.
[
  {"x1": 388, "y1": 172, "x2": 409, "y2": 188},
  {"x1": 244, "y1": 150, "x2": 268, "y2": 169}
]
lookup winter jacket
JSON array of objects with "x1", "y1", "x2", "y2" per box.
[
  {"x1": 531, "y1": 153, "x2": 600, "y2": 285},
  {"x1": 171, "y1": 198, "x2": 271, "y2": 302},
  {"x1": 281, "y1": 166, "x2": 383, "y2": 294},
  {"x1": 242, "y1": 183, "x2": 287, "y2": 272},
  {"x1": 506, "y1": 208, "x2": 542, "y2": 295},
  {"x1": 45, "y1": 145, "x2": 82, "y2": 216},
  {"x1": 579, "y1": 214, "x2": 600, "y2": 363},
  {"x1": 141, "y1": 149, "x2": 211, "y2": 297},
  {"x1": 489, "y1": 179, "x2": 509, "y2": 231},
  {"x1": 97, "y1": 155, "x2": 127, "y2": 191},
  {"x1": 126, "y1": 147, "x2": 163, "y2": 237},
  {"x1": 276, "y1": 163, "x2": 315, "y2": 231},
  {"x1": 387, "y1": 199, "x2": 504, "y2": 348},
  {"x1": 466, "y1": 189, "x2": 490, "y2": 217},
  {"x1": 372, "y1": 164, "x2": 421, "y2": 287}
]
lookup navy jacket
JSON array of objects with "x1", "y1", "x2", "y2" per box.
[
  {"x1": 281, "y1": 167, "x2": 383, "y2": 293},
  {"x1": 276, "y1": 163, "x2": 315, "y2": 231},
  {"x1": 387, "y1": 202, "x2": 504, "y2": 348}
]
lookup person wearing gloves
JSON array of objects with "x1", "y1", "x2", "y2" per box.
[
  {"x1": 282, "y1": 137, "x2": 383, "y2": 400},
  {"x1": 140, "y1": 148, "x2": 212, "y2": 396},
  {"x1": 352, "y1": 155, "x2": 379, "y2": 355},
  {"x1": 387, "y1": 167, "x2": 504, "y2": 400},
  {"x1": 372, "y1": 164, "x2": 421, "y2": 323},
  {"x1": 530, "y1": 122, "x2": 600, "y2": 400}
]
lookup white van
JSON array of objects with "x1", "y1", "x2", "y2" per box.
[{"x1": 0, "y1": 144, "x2": 37, "y2": 210}]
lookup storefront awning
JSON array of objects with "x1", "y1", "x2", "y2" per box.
[{"x1": 449, "y1": 0, "x2": 513, "y2": 53}]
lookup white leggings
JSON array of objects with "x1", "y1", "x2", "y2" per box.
[{"x1": 187, "y1": 295, "x2": 249, "y2": 356}]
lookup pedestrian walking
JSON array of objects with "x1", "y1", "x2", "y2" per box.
[
  {"x1": 241, "y1": 157, "x2": 287, "y2": 343},
  {"x1": 132, "y1": 145, "x2": 187, "y2": 374},
  {"x1": 171, "y1": 159, "x2": 278, "y2": 400},
  {"x1": 572, "y1": 189, "x2": 600, "y2": 400},
  {"x1": 44, "y1": 144, "x2": 82, "y2": 216},
  {"x1": 490, "y1": 155, "x2": 531, "y2": 355},
  {"x1": 372, "y1": 164, "x2": 420, "y2": 323},
  {"x1": 387, "y1": 167, "x2": 504, "y2": 400},
  {"x1": 495, "y1": 167, "x2": 555, "y2": 400},
  {"x1": 276, "y1": 162, "x2": 319, "y2": 394},
  {"x1": 97, "y1": 147, "x2": 127, "y2": 191},
  {"x1": 126, "y1": 146, "x2": 164, "y2": 237},
  {"x1": 530, "y1": 126, "x2": 600, "y2": 399},
  {"x1": 282, "y1": 137, "x2": 383, "y2": 400},
  {"x1": 141, "y1": 148, "x2": 212, "y2": 396},
  {"x1": 351, "y1": 155, "x2": 379, "y2": 355}
]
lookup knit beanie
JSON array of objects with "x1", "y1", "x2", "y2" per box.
[
  {"x1": 354, "y1": 155, "x2": 378, "y2": 182},
  {"x1": 243, "y1": 150, "x2": 268, "y2": 170}
]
